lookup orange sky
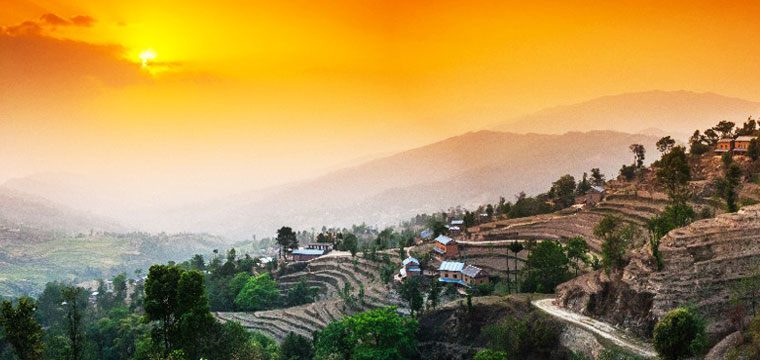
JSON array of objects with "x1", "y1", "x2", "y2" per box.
[{"x1": 2, "y1": 0, "x2": 760, "y2": 204}]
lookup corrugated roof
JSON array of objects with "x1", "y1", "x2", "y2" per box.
[
  {"x1": 718, "y1": 138, "x2": 733, "y2": 143},
  {"x1": 736, "y1": 136, "x2": 755, "y2": 142},
  {"x1": 292, "y1": 249, "x2": 324, "y2": 256},
  {"x1": 420, "y1": 230, "x2": 433, "y2": 238},
  {"x1": 461, "y1": 265, "x2": 484, "y2": 278},
  {"x1": 402, "y1": 257, "x2": 420, "y2": 266},
  {"x1": 432, "y1": 247, "x2": 445, "y2": 254},
  {"x1": 450, "y1": 220, "x2": 464, "y2": 225},
  {"x1": 590, "y1": 185, "x2": 605, "y2": 193},
  {"x1": 438, "y1": 278, "x2": 469, "y2": 287},
  {"x1": 435, "y1": 235, "x2": 453, "y2": 245},
  {"x1": 438, "y1": 261, "x2": 465, "y2": 272}
]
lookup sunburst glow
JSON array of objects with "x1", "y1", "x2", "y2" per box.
[{"x1": 138, "y1": 49, "x2": 156, "y2": 66}]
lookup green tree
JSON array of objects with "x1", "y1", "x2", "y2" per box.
[
  {"x1": 748, "y1": 138, "x2": 760, "y2": 161},
  {"x1": 313, "y1": 307, "x2": 417, "y2": 360},
  {"x1": 565, "y1": 237, "x2": 589, "y2": 276},
  {"x1": 285, "y1": 279, "x2": 318, "y2": 307},
  {"x1": 656, "y1": 136, "x2": 676, "y2": 153},
  {"x1": 646, "y1": 204, "x2": 694, "y2": 270},
  {"x1": 575, "y1": 172, "x2": 591, "y2": 196},
  {"x1": 712, "y1": 120, "x2": 736, "y2": 139},
  {"x1": 630, "y1": 143, "x2": 646, "y2": 168},
  {"x1": 234, "y1": 274, "x2": 280, "y2": 311},
  {"x1": 594, "y1": 215, "x2": 635, "y2": 272},
  {"x1": 144, "y1": 264, "x2": 184, "y2": 354},
  {"x1": 61, "y1": 286, "x2": 86, "y2": 360},
  {"x1": 654, "y1": 146, "x2": 691, "y2": 205},
  {"x1": 722, "y1": 162, "x2": 742, "y2": 212},
  {"x1": 652, "y1": 307, "x2": 707, "y2": 360},
  {"x1": 520, "y1": 241, "x2": 570, "y2": 293},
  {"x1": 398, "y1": 277, "x2": 424, "y2": 317},
  {"x1": 426, "y1": 278, "x2": 441, "y2": 311},
  {"x1": 507, "y1": 242, "x2": 524, "y2": 293},
  {"x1": 190, "y1": 254, "x2": 205, "y2": 271},
  {"x1": 279, "y1": 332, "x2": 313, "y2": 360},
  {"x1": 276, "y1": 227, "x2": 298, "y2": 258},
  {"x1": 549, "y1": 174, "x2": 577, "y2": 209},
  {"x1": 0, "y1": 297, "x2": 44, "y2": 360},
  {"x1": 342, "y1": 233, "x2": 359, "y2": 257},
  {"x1": 590, "y1": 168, "x2": 606, "y2": 186},
  {"x1": 113, "y1": 273, "x2": 128, "y2": 304}
]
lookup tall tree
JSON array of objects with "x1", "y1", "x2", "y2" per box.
[
  {"x1": 712, "y1": 120, "x2": 736, "y2": 139},
  {"x1": 656, "y1": 136, "x2": 676, "y2": 153},
  {"x1": 0, "y1": 298, "x2": 44, "y2": 360},
  {"x1": 520, "y1": 241, "x2": 570, "y2": 293},
  {"x1": 594, "y1": 215, "x2": 635, "y2": 272},
  {"x1": 507, "y1": 242, "x2": 524, "y2": 292},
  {"x1": 398, "y1": 278, "x2": 424, "y2": 317},
  {"x1": 143, "y1": 264, "x2": 184, "y2": 355},
  {"x1": 590, "y1": 168, "x2": 606, "y2": 186},
  {"x1": 629, "y1": 144, "x2": 646, "y2": 168},
  {"x1": 575, "y1": 172, "x2": 591, "y2": 195},
  {"x1": 565, "y1": 237, "x2": 589, "y2": 276},
  {"x1": 276, "y1": 226, "x2": 298, "y2": 258},
  {"x1": 61, "y1": 287, "x2": 86, "y2": 360},
  {"x1": 654, "y1": 146, "x2": 691, "y2": 206},
  {"x1": 549, "y1": 174, "x2": 577, "y2": 209}
]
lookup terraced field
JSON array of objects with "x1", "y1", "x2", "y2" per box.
[{"x1": 215, "y1": 255, "x2": 407, "y2": 342}]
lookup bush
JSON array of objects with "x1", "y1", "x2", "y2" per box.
[
  {"x1": 652, "y1": 307, "x2": 707, "y2": 360},
  {"x1": 474, "y1": 283, "x2": 495, "y2": 296},
  {"x1": 473, "y1": 349, "x2": 508, "y2": 360}
]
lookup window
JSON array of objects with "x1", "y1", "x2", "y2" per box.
[{"x1": 453, "y1": 274, "x2": 458, "y2": 279}]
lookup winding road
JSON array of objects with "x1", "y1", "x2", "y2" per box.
[{"x1": 532, "y1": 298, "x2": 657, "y2": 358}]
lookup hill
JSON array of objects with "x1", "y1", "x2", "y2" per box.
[
  {"x1": 156, "y1": 130, "x2": 660, "y2": 238},
  {"x1": 0, "y1": 186, "x2": 123, "y2": 234},
  {"x1": 494, "y1": 91, "x2": 760, "y2": 137}
]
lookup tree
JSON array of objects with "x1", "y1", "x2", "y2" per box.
[
  {"x1": 113, "y1": 273, "x2": 128, "y2": 304},
  {"x1": 486, "y1": 204, "x2": 494, "y2": 218},
  {"x1": 575, "y1": 173, "x2": 591, "y2": 196},
  {"x1": 748, "y1": 138, "x2": 760, "y2": 161},
  {"x1": 646, "y1": 204, "x2": 694, "y2": 271},
  {"x1": 565, "y1": 237, "x2": 589, "y2": 276},
  {"x1": 61, "y1": 286, "x2": 86, "y2": 360},
  {"x1": 723, "y1": 162, "x2": 742, "y2": 212},
  {"x1": 426, "y1": 279, "x2": 441, "y2": 311},
  {"x1": 731, "y1": 271, "x2": 760, "y2": 317},
  {"x1": 689, "y1": 130, "x2": 711, "y2": 155},
  {"x1": 398, "y1": 278, "x2": 424, "y2": 317},
  {"x1": 656, "y1": 136, "x2": 676, "y2": 153},
  {"x1": 507, "y1": 242, "x2": 523, "y2": 293},
  {"x1": 280, "y1": 332, "x2": 313, "y2": 360},
  {"x1": 520, "y1": 241, "x2": 570, "y2": 293},
  {"x1": 630, "y1": 144, "x2": 646, "y2": 168},
  {"x1": 276, "y1": 226, "x2": 298, "y2": 258},
  {"x1": 652, "y1": 307, "x2": 707, "y2": 360},
  {"x1": 738, "y1": 118, "x2": 758, "y2": 136},
  {"x1": 654, "y1": 146, "x2": 691, "y2": 206},
  {"x1": 190, "y1": 254, "x2": 205, "y2": 271},
  {"x1": 144, "y1": 264, "x2": 184, "y2": 355},
  {"x1": 342, "y1": 233, "x2": 358, "y2": 257},
  {"x1": 313, "y1": 307, "x2": 417, "y2": 360},
  {"x1": 712, "y1": 120, "x2": 736, "y2": 139},
  {"x1": 590, "y1": 168, "x2": 606, "y2": 186},
  {"x1": 234, "y1": 273, "x2": 280, "y2": 311},
  {"x1": 594, "y1": 215, "x2": 635, "y2": 272},
  {"x1": 285, "y1": 279, "x2": 318, "y2": 307},
  {"x1": 549, "y1": 174, "x2": 576, "y2": 209},
  {"x1": 0, "y1": 298, "x2": 44, "y2": 360}
]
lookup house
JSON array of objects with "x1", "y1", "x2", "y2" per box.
[
  {"x1": 433, "y1": 235, "x2": 459, "y2": 259},
  {"x1": 437, "y1": 261, "x2": 488, "y2": 288},
  {"x1": 450, "y1": 219, "x2": 464, "y2": 227},
  {"x1": 575, "y1": 185, "x2": 605, "y2": 205},
  {"x1": 400, "y1": 257, "x2": 422, "y2": 278},
  {"x1": 734, "y1": 136, "x2": 754, "y2": 154},
  {"x1": 715, "y1": 138, "x2": 733, "y2": 153},
  {"x1": 306, "y1": 243, "x2": 333, "y2": 252},
  {"x1": 446, "y1": 225, "x2": 462, "y2": 235},
  {"x1": 291, "y1": 249, "x2": 324, "y2": 261}
]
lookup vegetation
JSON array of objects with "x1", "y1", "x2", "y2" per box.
[
  {"x1": 520, "y1": 241, "x2": 571, "y2": 293},
  {"x1": 0, "y1": 298, "x2": 44, "y2": 360},
  {"x1": 234, "y1": 273, "x2": 280, "y2": 311},
  {"x1": 652, "y1": 307, "x2": 707, "y2": 360},
  {"x1": 313, "y1": 307, "x2": 417, "y2": 360},
  {"x1": 594, "y1": 215, "x2": 636, "y2": 272},
  {"x1": 482, "y1": 309, "x2": 563, "y2": 359}
]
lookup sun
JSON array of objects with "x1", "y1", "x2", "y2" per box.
[{"x1": 139, "y1": 49, "x2": 157, "y2": 66}]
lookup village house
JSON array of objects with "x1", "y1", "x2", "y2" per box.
[
  {"x1": 437, "y1": 261, "x2": 488, "y2": 289},
  {"x1": 433, "y1": 235, "x2": 459, "y2": 259},
  {"x1": 417, "y1": 229, "x2": 434, "y2": 244},
  {"x1": 715, "y1": 138, "x2": 733, "y2": 153},
  {"x1": 290, "y1": 249, "x2": 324, "y2": 261},
  {"x1": 733, "y1": 136, "x2": 754, "y2": 154},
  {"x1": 575, "y1": 185, "x2": 605, "y2": 206},
  {"x1": 399, "y1": 256, "x2": 422, "y2": 279}
]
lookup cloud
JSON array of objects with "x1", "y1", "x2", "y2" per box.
[
  {"x1": 69, "y1": 15, "x2": 95, "y2": 27},
  {"x1": 0, "y1": 13, "x2": 97, "y2": 35},
  {"x1": 2, "y1": 21, "x2": 43, "y2": 36},
  {"x1": 39, "y1": 13, "x2": 96, "y2": 27},
  {"x1": 40, "y1": 13, "x2": 70, "y2": 26}
]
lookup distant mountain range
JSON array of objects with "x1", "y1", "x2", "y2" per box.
[
  {"x1": 5, "y1": 90, "x2": 759, "y2": 239},
  {"x1": 494, "y1": 90, "x2": 760, "y2": 137}
]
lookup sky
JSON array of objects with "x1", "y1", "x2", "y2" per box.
[{"x1": 2, "y1": 0, "x2": 760, "y2": 206}]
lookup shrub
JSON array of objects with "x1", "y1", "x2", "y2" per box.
[{"x1": 652, "y1": 307, "x2": 707, "y2": 360}]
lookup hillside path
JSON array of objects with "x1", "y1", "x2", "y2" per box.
[{"x1": 532, "y1": 298, "x2": 657, "y2": 358}]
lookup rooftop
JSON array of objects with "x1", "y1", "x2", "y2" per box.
[
  {"x1": 461, "y1": 264, "x2": 484, "y2": 278},
  {"x1": 292, "y1": 249, "x2": 325, "y2": 256},
  {"x1": 438, "y1": 261, "x2": 465, "y2": 272},
  {"x1": 590, "y1": 185, "x2": 605, "y2": 193},
  {"x1": 438, "y1": 278, "x2": 469, "y2": 287},
  {"x1": 450, "y1": 219, "x2": 464, "y2": 225},
  {"x1": 435, "y1": 235, "x2": 454, "y2": 245},
  {"x1": 718, "y1": 138, "x2": 733, "y2": 143},
  {"x1": 402, "y1": 257, "x2": 420, "y2": 266},
  {"x1": 736, "y1": 136, "x2": 755, "y2": 142}
]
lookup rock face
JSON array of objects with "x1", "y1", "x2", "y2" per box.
[{"x1": 556, "y1": 205, "x2": 760, "y2": 338}]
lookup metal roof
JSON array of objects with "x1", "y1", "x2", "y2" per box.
[
  {"x1": 590, "y1": 186, "x2": 605, "y2": 193},
  {"x1": 461, "y1": 265, "x2": 484, "y2": 278},
  {"x1": 438, "y1": 278, "x2": 469, "y2": 287},
  {"x1": 420, "y1": 230, "x2": 433, "y2": 238},
  {"x1": 438, "y1": 261, "x2": 465, "y2": 272},
  {"x1": 432, "y1": 247, "x2": 445, "y2": 254},
  {"x1": 291, "y1": 249, "x2": 324, "y2": 256},
  {"x1": 717, "y1": 138, "x2": 734, "y2": 143},
  {"x1": 450, "y1": 220, "x2": 464, "y2": 225},
  {"x1": 435, "y1": 235, "x2": 454, "y2": 245},
  {"x1": 402, "y1": 257, "x2": 420, "y2": 266},
  {"x1": 735, "y1": 136, "x2": 755, "y2": 142}
]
